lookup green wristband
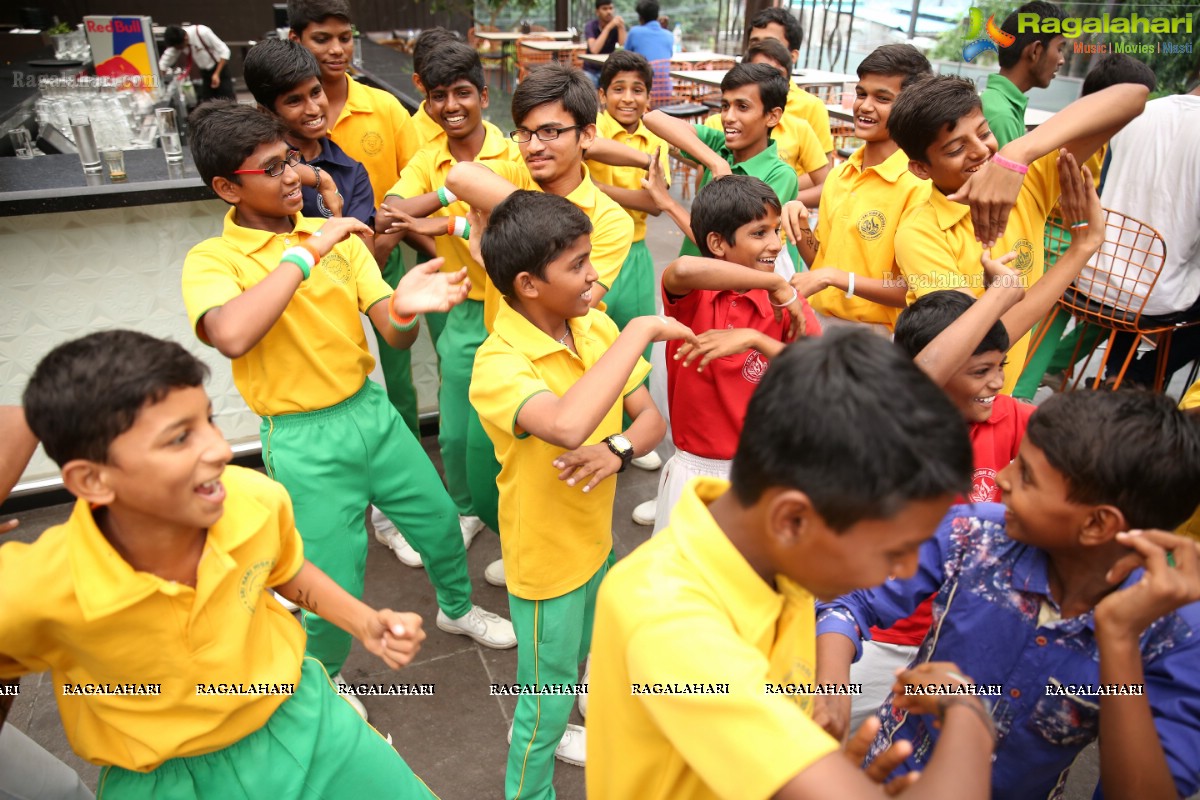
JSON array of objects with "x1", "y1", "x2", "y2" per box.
[{"x1": 280, "y1": 253, "x2": 311, "y2": 280}]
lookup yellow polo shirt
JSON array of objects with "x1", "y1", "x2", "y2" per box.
[
  {"x1": 1179, "y1": 383, "x2": 1200, "y2": 541},
  {"x1": 387, "y1": 121, "x2": 519, "y2": 302},
  {"x1": 479, "y1": 161, "x2": 634, "y2": 331},
  {"x1": 587, "y1": 478, "x2": 839, "y2": 800},
  {"x1": 328, "y1": 75, "x2": 418, "y2": 208},
  {"x1": 703, "y1": 109, "x2": 826, "y2": 186},
  {"x1": 787, "y1": 83, "x2": 834, "y2": 155},
  {"x1": 182, "y1": 210, "x2": 393, "y2": 415},
  {"x1": 411, "y1": 100, "x2": 446, "y2": 149},
  {"x1": 894, "y1": 151, "x2": 1061, "y2": 394},
  {"x1": 808, "y1": 146, "x2": 931, "y2": 328},
  {"x1": 0, "y1": 466, "x2": 306, "y2": 771},
  {"x1": 587, "y1": 110, "x2": 670, "y2": 243},
  {"x1": 470, "y1": 300, "x2": 650, "y2": 600}
]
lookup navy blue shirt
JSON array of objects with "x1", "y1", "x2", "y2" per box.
[
  {"x1": 584, "y1": 17, "x2": 621, "y2": 74},
  {"x1": 299, "y1": 137, "x2": 375, "y2": 226}
]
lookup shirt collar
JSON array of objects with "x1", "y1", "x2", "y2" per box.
[
  {"x1": 308, "y1": 136, "x2": 360, "y2": 169},
  {"x1": 928, "y1": 188, "x2": 971, "y2": 231},
  {"x1": 1006, "y1": 536, "x2": 1144, "y2": 632},
  {"x1": 598, "y1": 111, "x2": 653, "y2": 145},
  {"x1": 986, "y1": 74, "x2": 1029, "y2": 113},
  {"x1": 730, "y1": 139, "x2": 783, "y2": 175},
  {"x1": 492, "y1": 297, "x2": 599, "y2": 361},
  {"x1": 564, "y1": 164, "x2": 600, "y2": 213},
  {"x1": 670, "y1": 478, "x2": 813, "y2": 643},
  {"x1": 68, "y1": 470, "x2": 270, "y2": 621},
  {"x1": 341, "y1": 75, "x2": 372, "y2": 116},
  {"x1": 221, "y1": 208, "x2": 324, "y2": 256},
  {"x1": 432, "y1": 121, "x2": 512, "y2": 169}
]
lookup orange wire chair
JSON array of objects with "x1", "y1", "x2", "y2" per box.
[{"x1": 515, "y1": 34, "x2": 554, "y2": 84}]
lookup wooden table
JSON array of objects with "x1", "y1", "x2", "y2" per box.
[
  {"x1": 580, "y1": 50, "x2": 735, "y2": 67},
  {"x1": 473, "y1": 30, "x2": 575, "y2": 42},
  {"x1": 670, "y1": 68, "x2": 855, "y2": 88},
  {"x1": 518, "y1": 39, "x2": 586, "y2": 53}
]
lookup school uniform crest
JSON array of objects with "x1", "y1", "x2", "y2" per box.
[
  {"x1": 238, "y1": 559, "x2": 274, "y2": 612},
  {"x1": 742, "y1": 351, "x2": 769, "y2": 383},
  {"x1": 360, "y1": 131, "x2": 384, "y2": 156},
  {"x1": 322, "y1": 253, "x2": 351, "y2": 285},
  {"x1": 857, "y1": 210, "x2": 886, "y2": 241},
  {"x1": 1012, "y1": 237, "x2": 1035, "y2": 277}
]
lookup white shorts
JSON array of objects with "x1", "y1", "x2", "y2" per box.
[{"x1": 653, "y1": 448, "x2": 732, "y2": 534}]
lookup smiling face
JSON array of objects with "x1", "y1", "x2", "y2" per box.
[
  {"x1": 908, "y1": 107, "x2": 995, "y2": 195},
  {"x1": 711, "y1": 206, "x2": 783, "y2": 272},
  {"x1": 515, "y1": 100, "x2": 594, "y2": 191},
  {"x1": 720, "y1": 83, "x2": 781, "y2": 161},
  {"x1": 600, "y1": 71, "x2": 650, "y2": 132},
  {"x1": 99, "y1": 386, "x2": 234, "y2": 537},
  {"x1": 272, "y1": 76, "x2": 329, "y2": 144},
  {"x1": 291, "y1": 17, "x2": 354, "y2": 82},
  {"x1": 526, "y1": 233, "x2": 597, "y2": 319},
  {"x1": 427, "y1": 78, "x2": 488, "y2": 140},
  {"x1": 997, "y1": 439, "x2": 1090, "y2": 551},
  {"x1": 943, "y1": 349, "x2": 1006, "y2": 424},
  {"x1": 222, "y1": 139, "x2": 303, "y2": 228},
  {"x1": 853, "y1": 72, "x2": 905, "y2": 143}
]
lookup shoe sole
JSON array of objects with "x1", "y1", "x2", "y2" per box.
[
  {"x1": 631, "y1": 514, "x2": 654, "y2": 526},
  {"x1": 555, "y1": 750, "x2": 585, "y2": 767},
  {"x1": 630, "y1": 459, "x2": 661, "y2": 471},
  {"x1": 484, "y1": 573, "x2": 506, "y2": 587},
  {"x1": 436, "y1": 618, "x2": 517, "y2": 649}
]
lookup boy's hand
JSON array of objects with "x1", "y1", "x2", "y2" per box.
[
  {"x1": 361, "y1": 610, "x2": 425, "y2": 670},
  {"x1": 391, "y1": 258, "x2": 471, "y2": 317},
  {"x1": 770, "y1": 282, "x2": 808, "y2": 339},
  {"x1": 377, "y1": 208, "x2": 447, "y2": 238},
  {"x1": 641, "y1": 148, "x2": 673, "y2": 211},
  {"x1": 307, "y1": 216, "x2": 374, "y2": 259},
  {"x1": 0, "y1": 517, "x2": 18, "y2": 535},
  {"x1": 890, "y1": 661, "x2": 977, "y2": 718},
  {"x1": 552, "y1": 444, "x2": 622, "y2": 493},
  {"x1": 845, "y1": 717, "x2": 920, "y2": 795},
  {"x1": 812, "y1": 692, "x2": 852, "y2": 743},
  {"x1": 947, "y1": 156, "x2": 1025, "y2": 249},
  {"x1": 675, "y1": 328, "x2": 763, "y2": 371},
  {"x1": 316, "y1": 172, "x2": 343, "y2": 218},
  {"x1": 1056, "y1": 149, "x2": 1105, "y2": 255},
  {"x1": 781, "y1": 199, "x2": 812, "y2": 246},
  {"x1": 637, "y1": 314, "x2": 698, "y2": 345},
  {"x1": 1096, "y1": 530, "x2": 1200, "y2": 641},
  {"x1": 466, "y1": 207, "x2": 487, "y2": 268},
  {"x1": 982, "y1": 249, "x2": 1022, "y2": 290}
]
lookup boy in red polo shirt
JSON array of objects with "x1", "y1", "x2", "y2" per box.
[{"x1": 653, "y1": 176, "x2": 819, "y2": 532}]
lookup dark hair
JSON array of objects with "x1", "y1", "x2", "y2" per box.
[
  {"x1": 595, "y1": 0, "x2": 613, "y2": 8},
  {"x1": 998, "y1": 1, "x2": 1065, "y2": 69},
  {"x1": 288, "y1": 0, "x2": 351, "y2": 35},
  {"x1": 888, "y1": 75, "x2": 981, "y2": 163},
  {"x1": 163, "y1": 25, "x2": 186, "y2": 48},
  {"x1": 635, "y1": 0, "x2": 660, "y2": 25},
  {"x1": 244, "y1": 38, "x2": 321, "y2": 111},
  {"x1": 893, "y1": 291, "x2": 1009, "y2": 360},
  {"x1": 743, "y1": 38, "x2": 792, "y2": 75},
  {"x1": 600, "y1": 49, "x2": 654, "y2": 91},
  {"x1": 690, "y1": 175, "x2": 781, "y2": 258},
  {"x1": 1027, "y1": 391, "x2": 1200, "y2": 530},
  {"x1": 721, "y1": 62, "x2": 789, "y2": 117},
  {"x1": 1081, "y1": 53, "x2": 1157, "y2": 95},
  {"x1": 419, "y1": 40, "x2": 485, "y2": 93},
  {"x1": 413, "y1": 27, "x2": 461, "y2": 78},
  {"x1": 748, "y1": 7, "x2": 804, "y2": 51},
  {"x1": 481, "y1": 191, "x2": 593, "y2": 297},
  {"x1": 512, "y1": 62, "x2": 598, "y2": 128},
  {"x1": 857, "y1": 43, "x2": 933, "y2": 88},
  {"x1": 24, "y1": 330, "x2": 209, "y2": 466},
  {"x1": 188, "y1": 100, "x2": 289, "y2": 189},
  {"x1": 732, "y1": 329, "x2": 972, "y2": 527}
]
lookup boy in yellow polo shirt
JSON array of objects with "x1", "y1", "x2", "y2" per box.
[
  {"x1": 889, "y1": 75, "x2": 1147, "y2": 394},
  {"x1": 3, "y1": 330, "x2": 435, "y2": 798},
  {"x1": 471, "y1": 191, "x2": 694, "y2": 798},
  {"x1": 180, "y1": 102, "x2": 514, "y2": 716},
  {"x1": 782, "y1": 44, "x2": 932, "y2": 332},
  {"x1": 586, "y1": 329, "x2": 997, "y2": 800},
  {"x1": 374, "y1": 41, "x2": 519, "y2": 579}
]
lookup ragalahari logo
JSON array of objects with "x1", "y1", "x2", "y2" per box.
[{"x1": 963, "y1": 7, "x2": 1016, "y2": 61}]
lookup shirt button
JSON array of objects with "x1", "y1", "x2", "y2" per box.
[
  {"x1": 1035, "y1": 636, "x2": 1047, "y2": 646},
  {"x1": 284, "y1": 237, "x2": 293, "y2": 246},
  {"x1": 731, "y1": 300, "x2": 737, "y2": 307},
  {"x1": 1010, "y1": 688, "x2": 1021, "y2": 698}
]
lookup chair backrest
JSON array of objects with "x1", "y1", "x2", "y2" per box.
[
  {"x1": 647, "y1": 59, "x2": 676, "y2": 109},
  {"x1": 1064, "y1": 208, "x2": 1168, "y2": 321},
  {"x1": 516, "y1": 35, "x2": 554, "y2": 81}
]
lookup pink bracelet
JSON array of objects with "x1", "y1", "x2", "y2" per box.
[{"x1": 991, "y1": 154, "x2": 1029, "y2": 175}]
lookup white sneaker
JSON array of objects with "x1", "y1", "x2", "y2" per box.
[
  {"x1": 332, "y1": 673, "x2": 368, "y2": 721},
  {"x1": 630, "y1": 451, "x2": 662, "y2": 471},
  {"x1": 372, "y1": 507, "x2": 423, "y2": 567},
  {"x1": 506, "y1": 722, "x2": 587, "y2": 766},
  {"x1": 484, "y1": 558, "x2": 506, "y2": 587},
  {"x1": 632, "y1": 498, "x2": 657, "y2": 526},
  {"x1": 273, "y1": 591, "x2": 300, "y2": 613},
  {"x1": 437, "y1": 606, "x2": 516, "y2": 649},
  {"x1": 460, "y1": 515, "x2": 485, "y2": 549},
  {"x1": 578, "y1": 657, "x2": 590, "y2": 718}
]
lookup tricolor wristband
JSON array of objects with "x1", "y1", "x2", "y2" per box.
[
  {"x1": 437, "y1": 186, "x2": 457, "y2": 207},
  {"x1": 280, "y1": 246, "x2": 315, "y2": 280},
  {"x1": 388, "y1": 299, "x2": 418, "y2": 332},
  {"x1": 991, "y1": 154, "x2": 1029, "y2": 175}
]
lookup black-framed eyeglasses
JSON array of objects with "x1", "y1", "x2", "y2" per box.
[
  {"x1": 234, "y1": 150, "x2": 302, "y2": 178},
  {"x1": 508, "y1": 125, "x2": 581, "y2": 143}
]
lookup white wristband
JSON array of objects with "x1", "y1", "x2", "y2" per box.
[
  {"x1": 844, "y1": 271, "x2": 856, "y2": 299},
  {"x1": 283, "y1": 246, "x2": 316, "y2": 269},
  {"x1": 453, "y1": 216, "x2": 468, "y2": 238}
]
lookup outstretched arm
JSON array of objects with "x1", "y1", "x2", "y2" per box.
[
  {"x1": 643, "y1": 110, "x2": 732, "y2": 180},
  {"x1": 445, "y1": 161, "x2": 520, "y2": 214},
  {"x1": 366, "y1": 258, "x2": 471, "y2": 350}
]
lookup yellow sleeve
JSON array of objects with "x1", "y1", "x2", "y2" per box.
[
  {"x1": 264, "y1": 479, "x2": 306, "y2": 586},
  {"x1": 1181, "y1": 380, "x2": 1200, "y2": 411},
  {"x1": 794, "y1": 121, "x2": 826, "y2": 175},
  {"x1": 390, "y1": 95, "x2": 418, "y2": 174},
  {"x1": 894, "y1": 206, "x2": 966, "y2": 302},
  {"x1": 1022, "y1": 150, "x2": 1063, "y2": 224},
  {"x1": 482, "y1": 160, "x2": 534, "y2": 190},
  {"x1": 346, "y1": 236, "x2": 394, "y2": 312},
  {"x1": 625, "y1": 613, "x2": 840, "y2": 799},
  {"x1": 0, "y1": 543, "x2": 49, "y2": 677},
  {"x1": 181, "y1": 240, "x2": 247, "y2": 344},
  {"x1": 390, "y1": 147, "x2": 436, "y2": 199},
  {"x1": 789, "y1": 89, "x2": 834, "y2": 154},
  {"x1": 589, "y1": 199, "x2": 635, "y2": 291},
  {"x1": 470, "y1": 340, "x2": 552, "y2": 438}
]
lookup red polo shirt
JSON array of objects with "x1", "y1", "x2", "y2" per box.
[
  {"x1": 664, "y1": 286, "x2": 819, "y2": 460},
  {"x1": 871, "y1": 394, "x2": 1034, "y2": 646}
]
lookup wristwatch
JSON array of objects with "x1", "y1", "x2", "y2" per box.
[{"x1": 603, "y1": 434, "x2": 635, "y2": 473}]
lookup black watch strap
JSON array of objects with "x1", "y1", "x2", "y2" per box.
[{"x1": 603, "y1": 435, "x2": 634, "y2": 473}]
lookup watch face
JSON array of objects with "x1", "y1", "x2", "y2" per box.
[{"x1": 611, "y1": 434, "x2": 633, "y2": 453}]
